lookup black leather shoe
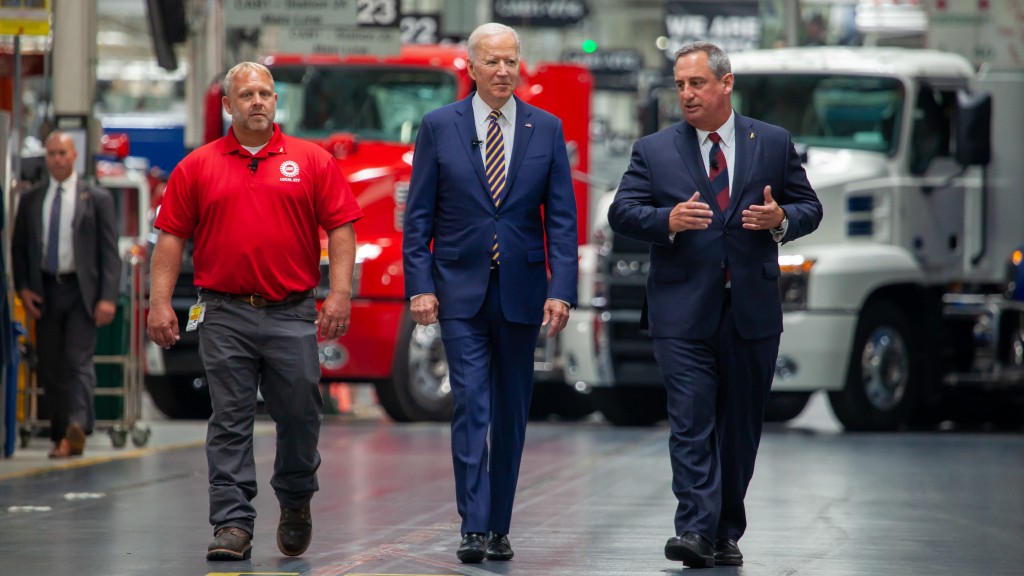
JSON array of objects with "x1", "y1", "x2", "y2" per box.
[
  {"x1": 714, "y1": 538, "x2": 743, "y2": 566},
  {"x1": 277, "y1": 504, "x2": 312, "y2": 556},
  {"x1": 665, "y1": 531, "x2": 715, "y2": 568},
  {"x1": 207, "y1": 527, "x2": 252, "y2": 561},
  {"x1": 457, "y1": 533, "x2": 487, "y2": 563},
  {"x1": 486, "y1": 533, "x2": 514, "y2": 561}
]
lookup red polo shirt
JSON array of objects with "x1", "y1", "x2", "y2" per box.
[{"x1": 156, "y1": 124, "x2": 363, "y2": 300}]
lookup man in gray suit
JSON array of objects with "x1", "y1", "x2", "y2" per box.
[{"x1": 12, "y1": 131, "x2": 121, "y2": 458}]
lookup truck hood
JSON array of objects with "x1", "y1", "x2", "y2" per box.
[
  {"x1": 325, "y1": 139, "x2": 413, "y2": 182},
  {"x1": 783, "y1": 146, "x2": 889, "y2": 251},
  {"x1": 801, "y1": 147, "x2": 887, "y2": 191}
]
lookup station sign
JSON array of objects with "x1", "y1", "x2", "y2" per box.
[
  {"x1": 262, "y1": 26, "x2": 400, "y2": 56},
  {"x1": 224, "y1": 0, "x2": 357, "y2": 27},
  {"x1": 225, "y1": 0, "x2": 400, "y2": 56},
  {"x1": 0, "y1": 0, "x2": 51, "y2": 36},
  {"x1": 663, "y1": 0, "x2": 760, "y2": 63},
  {"x1": 561, "y1": 49, "x2": 643, "y2": 91},
  {"x1": 492, "y1": 0, "x2": 589, "y2": 28}
]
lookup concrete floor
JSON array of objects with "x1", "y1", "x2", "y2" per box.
[{"x1": 1, "y1": 393, "x2": 1023, "y2": 576}]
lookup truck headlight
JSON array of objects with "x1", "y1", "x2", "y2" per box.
[{"x1": 779, "y1": 255, "x2": 815, "y2": 311}]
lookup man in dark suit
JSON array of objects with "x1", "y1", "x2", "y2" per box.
[
  {"x1": 402, "y1": 22, "x2": 578, "y2": 564},
  {"x1": 12, "y1": 131, "x2": 121, "y2": 458},
  {"x1": 609, "y1": 42, "x2": 822, "y2": 568}
]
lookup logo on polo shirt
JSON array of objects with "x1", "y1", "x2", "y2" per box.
[{"x1": 280, "y1": 160, "x2": 301, "y2": 182}]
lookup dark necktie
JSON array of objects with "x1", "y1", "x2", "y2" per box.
[
  {"x1": 45, "y1": 185, "x2": 63, "y2": 274},
  {"x1": 485, "y1": 110, "x2": 506, "y2": 264},
  {"x1": 708, "y1": 132, "x2": 729, "y2": 211}
]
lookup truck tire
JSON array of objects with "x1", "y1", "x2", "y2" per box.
[
  {"x1": 829, "y1": 301, "x2": 921, "y2": 431},
  {"x1": 144, "y1": 375, "x2": 213, "y2": 420},
  {"x1": 764, "y1": 391, "x2": 811, "y2": 423},
  {"x1": 593, "y1": 387, "x2": 667, "y2": 426},
  {"x1": 374, "y1": 317, "x2": 453, "y2": 422}
]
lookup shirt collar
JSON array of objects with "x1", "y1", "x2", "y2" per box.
[
  {"x1": 696, "y1": 111, "x2": 736, "y2": 148},
  {"x1": 472, "y1": 93, "x2": 516, "y2": 127},
  {"x1": 219, "y1": 123, "x2": 286, "y2": 157},
  {"x1": 49, "y1": 171, "x2": 77, "y2": 194}
]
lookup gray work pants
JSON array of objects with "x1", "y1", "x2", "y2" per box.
[{"x1": 197, "y1": 293, "x2": 323, "y2": 536}]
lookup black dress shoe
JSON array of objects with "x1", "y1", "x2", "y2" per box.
[
  {"x1": 457, "y1": 533, "x2": 487, "y2": 563},
  {"x1": 714, "y1": 538, "x2": 743, "y2": 566},
  {"x1": 486, "y1": 532, "x2": 514, "y2": 561},
  {"x1": 665, "y1": 531, "x2": 715, "y2": 568}
]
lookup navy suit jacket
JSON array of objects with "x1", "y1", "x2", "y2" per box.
[
  {"x1": 12, "y1": 176, "x2": 121, "y2": 319},
  {"x1": 403, "y1": 94, "x2": 578, "y2": 323},
  {"x1": 609, "y1": 113, "x2": 822, "y2": 340}
]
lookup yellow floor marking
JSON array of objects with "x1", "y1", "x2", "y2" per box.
[{"x1": 207, "y1": 572, "x2": 299, "y2": 576}]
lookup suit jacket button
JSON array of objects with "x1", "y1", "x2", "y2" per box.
[{"x1": 720, "y1": 261, "x2": 727, "y2": 269}]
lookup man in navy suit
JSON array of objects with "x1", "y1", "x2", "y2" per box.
[
  {"x1": 403, "y1": 22, "x2": 578, "y2": 564},
  {"x1": 609, "y1": 42, "x2": 822, "y2": 568}
]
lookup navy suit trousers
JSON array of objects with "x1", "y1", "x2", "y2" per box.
[
  {"x1": 440, "y1": 268, "x2": 539, "y2": 536},
  {"x1": 652, "y1": 297, "x2": 779, "y2": 542}
]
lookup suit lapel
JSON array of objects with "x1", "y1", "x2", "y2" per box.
[
  {"x1": 28, "y1": 183, "x2": 46, "y2": 252},
  {"x1": 72, "y1": 180, "x2": 89, "y2": 232},
  {"x1": 453, "y1": 96, "x2": 491, "y2": 196},
  {"x1": 674, "y1": 123, "x2": 717, "y2": 211},
  {"x1": 503, "y1": 97, "x2": 533, "y2": 196},
  {"x1": 729, "y1": 114, "x2": 756, "y2": 219}
]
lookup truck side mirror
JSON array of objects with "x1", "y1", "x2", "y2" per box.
[{"x1": 955, "y1": 90, "x2": 991, "y2": 166}]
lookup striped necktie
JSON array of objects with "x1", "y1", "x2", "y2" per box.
[
  {"x1": 485, "y1": 110, "x2": 506, "y2": 264},
  {"x1": 708, "y1": 132, "x2": 729, "y2": 211}
]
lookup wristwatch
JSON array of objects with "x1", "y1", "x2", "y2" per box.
[{"x1": 771, "y1": 213, "x2": 787, "y2": 234}]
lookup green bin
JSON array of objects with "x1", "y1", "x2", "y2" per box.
[{"x1": 94, "y1": 294, "x2": 129, "y2": 422}]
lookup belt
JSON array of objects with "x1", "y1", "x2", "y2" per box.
[
  {"x1": 43, "y1": 271, "x2": 77, "y2": 284},
  {"x1": 200, "y1": 289, "x2": 313, "y2": 308}
]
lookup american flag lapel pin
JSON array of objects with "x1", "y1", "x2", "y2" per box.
[{"x1": 525, "y1": 123, "x2": 533, "y2": 128}]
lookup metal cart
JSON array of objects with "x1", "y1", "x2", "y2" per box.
[{"x1": 17, "y1": 248, "x2": 150, "y2": 449}]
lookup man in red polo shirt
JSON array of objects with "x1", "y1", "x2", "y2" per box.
[{"x1": 147, "y1": 62, "x2": 363, "y2": 561}]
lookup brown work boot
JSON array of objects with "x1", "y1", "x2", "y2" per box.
[
  {"x1": 48, "y1": 439, "x2": 71, "y2": 459},
  {"x1": 207, "y1": 527, "x2": 252, "y2": 561},
  {"x1": 65, "y1": 423, "x2": 86, "y2": 456},
  {"x1": 277, "y1": 504, "x2": 312, "y2": 556}
]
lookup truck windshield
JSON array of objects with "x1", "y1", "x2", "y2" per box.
[
  {"x1": 270, "y1": 65, "x2": 459, "y2": 144},
  {"x1": 732, "y1": 74, "x2": 904, "y2": 154}
]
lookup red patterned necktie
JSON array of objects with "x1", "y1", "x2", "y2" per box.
[{"x1": 708, "y1": 132, "x2": 729, "y2": 211}]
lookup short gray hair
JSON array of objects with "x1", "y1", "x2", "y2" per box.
[
  {"x1": 467, "y1": 22, "x2": 520, "y2": 61},
  {"x1": 675, "y1": 41, "x2": 731, "y2": 80},
  {"x1": 222, "y1": 62, "x2": 274, "y2": 96}
]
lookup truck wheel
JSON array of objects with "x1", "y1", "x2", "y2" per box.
[
  {"x1": 829, "y1": 301, "x2": 921, "y2": 431},
  {"x1": 593, "y1": 387, "x2": 667, "y2": 426},
  {"x1": 764, "y1": 392, "x2": 811, "y2": 423},
  {"x1": 375, "y1": 317, "x2": 453, "y2": 422},
  {"x1": 144, "y1": 375, "x2": 212, "y2": 420}
]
